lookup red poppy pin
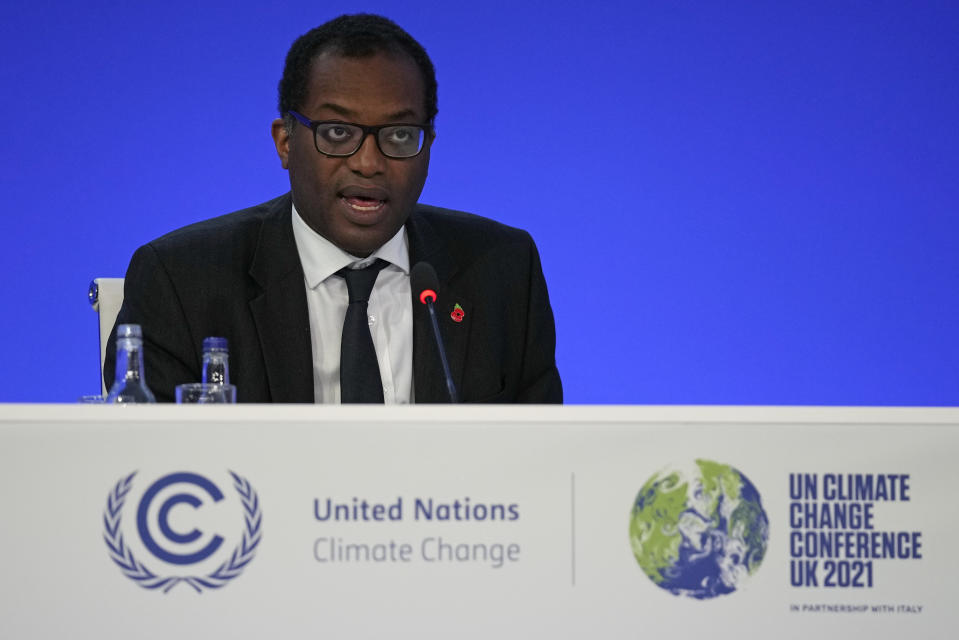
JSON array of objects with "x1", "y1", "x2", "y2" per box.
[{"x1": 450, "y1": 303, "x2": 465, "y2": 323}]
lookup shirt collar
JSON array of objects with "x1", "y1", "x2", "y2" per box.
[{"x1": 291, "y1": 202, "x2": 410, "y2": 289}]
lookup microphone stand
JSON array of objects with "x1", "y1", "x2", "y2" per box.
[{"x1": 424, "y1": 296, "x2": 459, "y2": 403}]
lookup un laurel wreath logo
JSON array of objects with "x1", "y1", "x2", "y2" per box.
[{"x1": 103, "y1": 470, "x2": 262, "y2": 593}]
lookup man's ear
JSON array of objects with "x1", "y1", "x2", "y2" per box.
[{"x1": 271, "y1": 118, "x2": 290, "y2": 169}]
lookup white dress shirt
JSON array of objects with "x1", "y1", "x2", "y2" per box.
[{"x1": 291, "y1": 204, "x2": 413, "y2": 404}]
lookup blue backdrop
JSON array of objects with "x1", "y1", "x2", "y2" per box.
[{"x1": 2, "y1": 1, "x2": 957, "y2": 404}]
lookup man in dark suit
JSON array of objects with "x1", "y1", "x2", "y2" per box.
[{"x1": 106, "y1": 14, "x2": 561, "y2": 404}]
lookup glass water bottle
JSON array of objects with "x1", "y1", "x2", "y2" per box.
[
  {"x1": 106, "y1": 324, "x2": 156, "y2": 403},
  {"x1": 201, "y1": 337, "x2": 230, "y2": 385}
]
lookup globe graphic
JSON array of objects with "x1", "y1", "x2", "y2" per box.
[{"x1": 629, "y1": 459, "x2": 769, "y2": 599}]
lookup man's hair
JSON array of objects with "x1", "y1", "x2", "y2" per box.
[{"x1": 278, "y1": 14, "x2": 438, "y2": 132}]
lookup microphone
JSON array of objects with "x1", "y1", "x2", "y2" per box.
[{"x1": 411, "y1": 261, "x2": 459, "y2": 403}]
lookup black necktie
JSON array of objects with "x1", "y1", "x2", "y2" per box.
[{"x1": 337, "y1": 259, "x2": 388, "y2": 403}]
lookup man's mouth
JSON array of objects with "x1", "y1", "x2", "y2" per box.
[{"x1": 342, "y1": 195, "x2": 386, "y2": 212}]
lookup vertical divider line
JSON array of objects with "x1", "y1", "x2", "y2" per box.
[{"x1": 571, "y1": 471, "x2": 576, "y2": 586}]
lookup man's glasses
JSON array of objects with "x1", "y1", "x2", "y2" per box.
[{"x1": 287, "y1": 110, "x2": 429, "y2": 159}]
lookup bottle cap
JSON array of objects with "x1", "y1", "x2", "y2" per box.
[
  {"x1": 116, "y1": 324, "x2": 142, "y2": 338},
  {"x1": 203, "y1": 336, "x2": 229, "y2": 352}
]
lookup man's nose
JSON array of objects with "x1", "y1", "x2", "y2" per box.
[{"x1": 347, "y1": 132, "x2": 386, "y2": 176}]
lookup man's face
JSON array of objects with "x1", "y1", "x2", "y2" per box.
[{"x1": 272, "y1": 51, "x2": 432, "y2": 257}]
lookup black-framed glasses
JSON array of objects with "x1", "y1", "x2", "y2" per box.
[{"x1": 287, "y1": 110, "x2": 429, "y2": 159}]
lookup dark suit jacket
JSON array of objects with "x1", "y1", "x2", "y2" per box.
[{"x1": 105, "y1": 194, "x2": 562, "y2": 403}]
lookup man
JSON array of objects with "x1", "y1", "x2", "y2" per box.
[{"x1": 105, "y1": 14, "x2": 561, "y2": 404}]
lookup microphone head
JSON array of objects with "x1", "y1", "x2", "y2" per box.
[{"x1": 411, "y1": 261, "x2": 439, "y2": 305}]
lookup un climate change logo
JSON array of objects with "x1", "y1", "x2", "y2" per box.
[
  {"x1": 629, "y1": 459, "x2": 769, "y2": 599},
  {"x1": 103, "y1": 471, "x2": 262, "y2": 593}
]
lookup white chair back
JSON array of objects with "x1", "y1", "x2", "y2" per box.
[{"x1": 88, "y1": 278, "x2": 125, "y2": 396}]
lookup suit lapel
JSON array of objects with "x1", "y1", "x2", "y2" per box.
[
  {"x1": 248, "y1": 195, "x2": 314, "y2": 402},
  {"x1": 407, "y1": 210, "x2": 470, "y2": 403}
]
